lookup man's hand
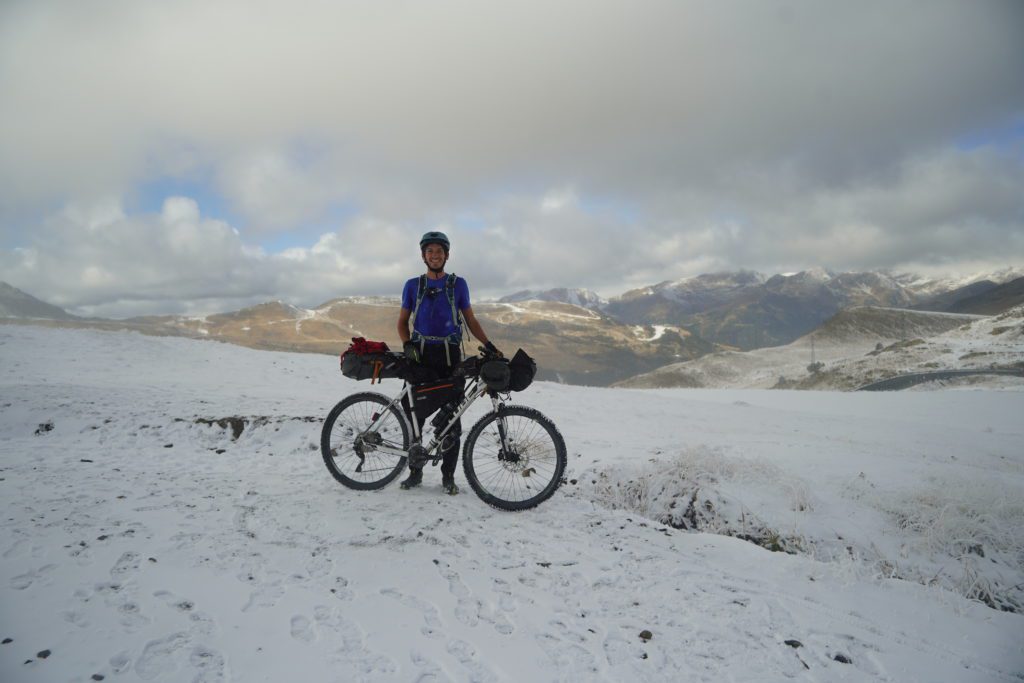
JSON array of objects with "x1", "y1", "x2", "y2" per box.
[
  {"x1": 404, "y1": 340, "x2": 421, "y2": 363},
  {"x1": 481, "y1": 340, "x2": 503, "y2": 358}
]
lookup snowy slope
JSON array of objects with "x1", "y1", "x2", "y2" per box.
[
  {"x1": 618, "y1": 306, "x2": 1023, "y2": 390},
  {"x1": 1, "y1": 326, "x2": 1023, "y2": 682}
]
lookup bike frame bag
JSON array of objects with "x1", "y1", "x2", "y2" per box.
[{"x1": 409, "y1": 376, "x2": 465, "y2": 426}]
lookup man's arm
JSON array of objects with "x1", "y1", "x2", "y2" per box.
[
  {"x1": 461, "y1": 306, "x2": 489, "y2": 345},
  {"x1": 397, "y1": 307, "x2": 412, "y2": 344}
]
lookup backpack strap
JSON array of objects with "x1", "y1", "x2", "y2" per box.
[
  {"x1": 409, "y1": 274, "x2": 428, "y2": 332},
  {"x1": 445, "y1": 273, "x2": 471, "y2": 354},
  {"x1": 410, "y1": 273, "x2": 467, "y2": 366}
]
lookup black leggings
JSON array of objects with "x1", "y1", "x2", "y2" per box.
[{"x1": 409, "y1": 342, "x2": 462, "y2": 476}]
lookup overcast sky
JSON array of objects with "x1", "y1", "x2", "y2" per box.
[{"x1": 1, "y1": 0, "x2": 1022, "y2": 316}]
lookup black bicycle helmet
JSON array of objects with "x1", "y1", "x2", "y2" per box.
[{"x1": 420, "y1": 231, "x2": 450, "y2": 253}]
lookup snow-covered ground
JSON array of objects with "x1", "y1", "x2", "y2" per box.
[
  {"x1": 1, "y1": 325, "x2": 1022, "y2": 682},
  {"x1": 620, "y1": 305, "x2": 1023, "y2": 390}
]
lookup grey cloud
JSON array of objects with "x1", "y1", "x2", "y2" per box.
[
  {"x1": 3, "y1": 1, "x2": 1022, "y2": 206},
  {"x1": 1, "y1": 0, "x2": 1022, "y2": 311}
]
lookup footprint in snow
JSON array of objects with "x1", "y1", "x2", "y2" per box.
[
  {"x1": 380, "y1": 587, "x2": 445, "y2": 639},
  {"x1": 110, "y1": 551, "x2": 140, "y2": 578},
  {"x1": 446, "y1": 639, "x2": 499, "y2": 683},
  {"x1": 135, "y1": 632, "x2": 191, "y2": 680},
  {"x1": 189, "y1": 645, "x2": 227, "y2": 682},
  {"x1": 290, "y1": 615, "x2": 316, "y2": 643},
  {"x1": 10, "y1": 563, "x2": 57, "y2": 590}
]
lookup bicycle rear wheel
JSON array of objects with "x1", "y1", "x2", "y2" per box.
[
  {"x1": 463, "y1": 406, "x2": 566, "y2": 510},
  {"x1": 321, "y1": 392, "x2": 410, "y2": 490}
]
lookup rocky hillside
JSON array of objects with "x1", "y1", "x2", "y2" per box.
[
  {"x1": 0, "y1": 282, "x2": 78, "y2": 320},
  {"x1": 605, "y1": 268, "x2": 1022, "y2": 351},
  {"x1": 1, "y1": 293, "x2": 717, "y2": 387},
  {"x1": 614, "y1": 306, "x2": 1018, "y2": 390},
  {"x1": 946, "y1": 276, "x2": 1024, "y2": 315}
]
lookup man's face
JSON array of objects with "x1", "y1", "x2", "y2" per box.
[{"x1": 423, "y1": 244, "x2": 447, "y2": 271}]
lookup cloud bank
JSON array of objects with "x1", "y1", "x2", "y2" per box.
[{"x1": 1, "y1": 0, "x2": 1022, "y2": 314}]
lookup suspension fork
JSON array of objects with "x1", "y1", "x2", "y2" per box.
[{"x1": 491, "y1": 394, "x2": 513, "y2": 457}]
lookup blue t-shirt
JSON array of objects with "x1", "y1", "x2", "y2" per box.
[{"x1": 402, "y1": 275, "x2": 471, "y2": 342}]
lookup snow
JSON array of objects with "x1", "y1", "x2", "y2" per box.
[
  {"x1": 486, "y1": 302, "x2": 601, "y2": 323},
  {"x1": 2, "y1": 325, "x2": 1023, "y2": 682},
  {"x1": 632, "y1": 325, "x2": 675, "y2": 342},
  {"x1": 625, "y1": 306, "x2": 1023, "y2": 390}
]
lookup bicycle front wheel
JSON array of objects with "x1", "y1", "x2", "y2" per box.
[
  {"x1": 321, "y1": 392, "x2": 410, "y2": 490},
  {"x1": 463, "y1": 406, "x2": 567, "y2": 511}
]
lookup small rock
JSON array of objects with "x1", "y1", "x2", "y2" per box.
[
  {"x1": 148, "y1": 557, "x2": 157, "y2": 563},
  {"x1": 34, "y1": 421, "x2": 54, "y2": 435},
  {"x1": 833, "y1": 654, "x2": 851, "y2": 664},
  {"x1": 80, "y1": 459, "x2": 94, "y2": 463},
  {"x1": 2, "y1": 638, "x2": 12, "y2": 644},
  {"x1": 37, "y1": 649, "x2": 51, "y2": 659},
  {"x1": 784, "y1": 640, "x2": 803, "y2": 648},
  {"x1": 163, "y1": 444, "x2": 173, "y2": 448},
  {"x1": 215, "y1": 449, "x2": 226, "y2": 454},
  {"x1": 639, "y1": 630, "x2": 653, "y2": 641},
  {"x1": 97, "y1": 535, "x2": 108, "y2": 541},
  {"x1": 92, "y1": 675, "x2": 105, "y2": 681}
]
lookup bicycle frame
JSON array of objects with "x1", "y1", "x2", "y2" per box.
[{"x1": 361, "y1": 374, "x2": 509, "y2": 462}]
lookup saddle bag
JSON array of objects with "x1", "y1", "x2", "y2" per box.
[{"x1": 340, "y1": 338, "x2": 405, "y2": 383}]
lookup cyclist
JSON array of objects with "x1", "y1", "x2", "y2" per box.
[{"x1": 397, "y1": 230, "x2": 499, "y2": 494}]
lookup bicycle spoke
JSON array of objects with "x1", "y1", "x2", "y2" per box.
[
  {"x1": 468, "y1": 413, "x2": 560, "y2": 504},
  {"x1": 322, "y1": 393, "x2": 410, "y2": 490}
]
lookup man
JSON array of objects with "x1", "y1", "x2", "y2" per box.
[{"x1": 397, "y1": 231, "x2": 499, "y2": 495}]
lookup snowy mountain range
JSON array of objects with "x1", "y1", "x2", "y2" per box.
[
  {"x1": 616, "y1": 305, "x2": 1024, "y2": 390},
  {"x1": 605, "y1": 268, "x2": 1024, "y2": 350},
  {"x1": 2, "y1": 267, "x2": 1022, "y2": 387}
]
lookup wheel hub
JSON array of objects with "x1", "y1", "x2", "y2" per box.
[{"x1": 498, "y1": 444, "x2": 530, "y2": 472}]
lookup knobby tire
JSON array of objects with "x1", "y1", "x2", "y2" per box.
[
  {"x1": 321, "y1": 392, "x2": 410, "y2": 490},
  {"x1": 463, "y1": 405, "x2": 567, "y2": 511}
]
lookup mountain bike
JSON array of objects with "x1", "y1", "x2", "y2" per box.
[{"x1": 320, "y1": 350, "x2": 567, "y2": 511}]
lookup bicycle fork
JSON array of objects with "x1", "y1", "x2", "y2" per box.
[{"x1": 491, "y1": 395, "x2": 517, "y2": 463}]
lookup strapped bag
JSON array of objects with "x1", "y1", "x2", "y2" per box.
[
  {"x1": 340, "y1": 337, "x2": 405, "y2": 384},
  {"x1": 409, "y1": 376, "x2": 465, "y2": 426},
  {"x1": 507, "y1": 348, "x2": 537, "y2": 392}
]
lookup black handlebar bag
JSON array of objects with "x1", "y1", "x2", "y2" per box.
[{"x1": 508, "y1": 348, "x2": 537, "y2": 392}]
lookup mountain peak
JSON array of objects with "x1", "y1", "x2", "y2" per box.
[
  {"x1": 497, "y1": 288, "x2": 606, "y2": 309},
  {"x1": 0, "y1": 282, "x2": 78, "y2": 320}
]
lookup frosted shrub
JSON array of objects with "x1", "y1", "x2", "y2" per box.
[
  {"x1": 870, "y1": 477, "x2": 1024, "y2": 612},
  {"x1": 578, "y1": 449, "x2": 1024, "y2": 612},
  {"x1": 575, "y1": 447, "x2": 814, "y2": 553}
]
